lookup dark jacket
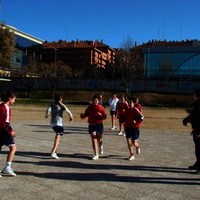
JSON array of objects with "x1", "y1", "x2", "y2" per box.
[{"x1": 183, "y1": 99, "x2": 200, "y2": 134}]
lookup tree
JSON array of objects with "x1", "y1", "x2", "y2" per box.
[
  {"x1": 115, "y1": 37, "x2": 143, "y2": 97},
  {"x1": 0, "y1": 24, "x2": 15, "y2": 68},
  {"x1": 157, "y1": 56, "x2": 173, "y2": 79},
  {"x1": 39, "y1": 61, "x2": 72, "y2": 98},
  {"x1": 23, "y1": 60, "x2": 72, "y2": 98}
]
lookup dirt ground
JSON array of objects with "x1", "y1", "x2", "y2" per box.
[
  {"x1": 1, "y1": 103, "x2": 199, "y2": 200},
  {"x1": 12, "y1": 104, "x2": 191, "y2": 133}
]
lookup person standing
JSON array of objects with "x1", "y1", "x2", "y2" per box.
[
  {"x1": 98, "y1": 94, "x2": 103, "y2": 106},
  {"x1": 45, "y1": 94, "x2": 73, "y2": 159},
  {"x1": 0, "y1": 91, "x2": 17, "y2": 177},
  {"x1": 116, "y1": 94, "x2": 128, "y2": 136},
  {"x1": 80, "y1": 95, "x2": 106, "y2": 160},
  {"x1": 109, "y1": 93, "x2": 119, "y2": 130},
  {"x1": 124, "y1": 97, "x2": 144, "y2": 160},
  {"x1": 183, "y1": 89, "x2": 200, "y2": 174}
]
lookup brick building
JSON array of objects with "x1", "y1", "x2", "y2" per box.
[{"x1": 42, "y1": 40, "x2": 115, "y2": 77}]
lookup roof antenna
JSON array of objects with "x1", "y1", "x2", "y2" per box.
[{"x1": 162, "y1": 13, "x2": 165, "y2": 40}]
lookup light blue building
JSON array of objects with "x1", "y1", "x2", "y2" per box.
[
  {"x1": 143, "y1": 41, "x2": 200, "y2": 79},
  {"x1": 1, "y1": 24, "x2": 44, "y2": 70}
]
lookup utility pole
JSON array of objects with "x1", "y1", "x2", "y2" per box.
[{"x1": 54, "y1": 48, "x2": 57, "y2": 77}]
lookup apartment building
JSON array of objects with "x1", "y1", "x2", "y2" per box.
[{"x1": 42, "y1": 40, "x2": 116, "y2": 77}]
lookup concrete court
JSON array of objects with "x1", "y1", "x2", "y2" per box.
[{"x1": 0, "y1": 119, "x2": 199, "y2": 200}]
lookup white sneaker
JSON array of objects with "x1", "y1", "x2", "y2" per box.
[
  {"x1": 118, "y1": 132, "x2": 123, "y2": 136},
  {"x1": 51, "y1": 153, "x2": 59, "y2": 159},
  {"x1": 2, "y1": 168, "x2": 16, "y2": 176},
  {"x1": 128, "y1": 155, "x2": 135, "y2": 161},
  {"x1": 111, "y1": 126, "x2": 117, "y2": 131},
  {"x1": 136, "y1": 147, "x2": 141, "y2": 155},
  {"x1": 99, "y1": 146, "x2": 104, "y2": 155},
  {"x1": 92, "y1": 154, "x2": 99, "y2": 160}
]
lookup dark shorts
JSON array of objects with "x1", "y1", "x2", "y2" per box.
[
  {"x1": 125, "y1": 127, "x2": 140, "y2": 141},
  {"x1": 110, "y1": 110, "x2": 117, "y2": 116},
  {"x1": 52, "y1": 126, "x2": 64, "y2": 136},
  {"x1": 0, "y1": 130, "x2": 15, "y2": 147},
  {"x1": 118, "y1": 115, "x2": 126, "y2": 123},
  {"x1": 88, "y1": 123, "x2": 103, "y2": 135}
]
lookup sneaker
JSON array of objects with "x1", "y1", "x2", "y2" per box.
[
  {"x1": 136, "y1": 147, "x2": 141, "y2": 155},
  {"x1": 118, "y1": 132, "x2": 123, "y2": 136},
  {"x1": 111, "y1": 126, "x2": 117, "y2": 131},
  {"x1": 128, "y1": 155, "x2": 135, "y2": 161},
  {"x1": 51, "y1": 153, "x2": 59, "y2": 159},
  {"x1": 92, "y1": 154, "x2": 99, "y2": 160},
  {"x1": 2, "y1": 168, "x2": 16, "y2": 176},
  {"x1": 99, "y1": 146, "x2": 104, "y2": 155}
]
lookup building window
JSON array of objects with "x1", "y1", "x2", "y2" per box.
[{"x1": 16, "y1": 58, "x2": 21, "y2": 63}]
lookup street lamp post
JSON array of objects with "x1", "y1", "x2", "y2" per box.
[{"x1": 54, "y1": 48, "x2": 57, "y2": 77}]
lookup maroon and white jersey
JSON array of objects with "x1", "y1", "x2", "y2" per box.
[{"x1": 0, "y1": 102, "x2": 13, "y2": 134}]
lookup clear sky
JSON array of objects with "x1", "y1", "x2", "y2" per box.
[{"x1": 0, "y1": 0, "x2": 200, "y2": 48}]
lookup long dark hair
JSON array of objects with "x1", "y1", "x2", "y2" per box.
[{"x1": 54, "y1": 94, "x2": 62, "y2": 104}]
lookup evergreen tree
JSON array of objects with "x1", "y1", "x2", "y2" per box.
[{"x1": 0, "y1": 24, "x2": 15, "y2": 67}]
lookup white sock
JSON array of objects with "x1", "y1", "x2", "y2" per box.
[{"x1": 5, "y1": 162, "x2": 11, "y2": 169}]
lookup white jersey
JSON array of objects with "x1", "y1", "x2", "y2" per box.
[
  {"x1": 109, "y1": 97, "x2": 119, "y2": 111},
  {"x1": 45, "y1": 103, "x2": 73, "y2": 127}
]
